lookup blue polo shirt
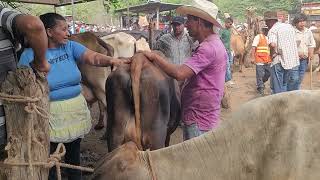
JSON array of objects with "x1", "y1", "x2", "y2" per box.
[{"x1": 19, "y1": 40, "x2": 86, "y2": 101}]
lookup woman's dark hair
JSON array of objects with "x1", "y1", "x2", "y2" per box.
[
  {"x1": 39, "y1": 13, "x2": 66, "y2": 29},
  {"x1": 292, "y1": 13, "x2": 308, "y2": 25}
]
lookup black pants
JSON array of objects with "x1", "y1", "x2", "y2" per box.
[{"x1": 49, "y1": 138, "x2": 82, "y2": 180}]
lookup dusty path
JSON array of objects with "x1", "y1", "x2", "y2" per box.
[{"x1": 81, "y1": 59, "x2": 320, "y2": 178}]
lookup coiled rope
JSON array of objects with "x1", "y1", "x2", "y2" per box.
[{"x1": 0, "y1": 93, "x2": 94, "y2": 180}]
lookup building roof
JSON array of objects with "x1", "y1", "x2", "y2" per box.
[
  {"x1": 115, "y1": 2, "x2": 182, "y2": 14},
  {"x1": 309, "y1": 15, "x2": 320, "y2": 21},
  {"x1": 17, "y1": 0, "x2": 96, "y2": 7}
]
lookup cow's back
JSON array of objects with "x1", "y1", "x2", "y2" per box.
[
  {"x1": 231, "y1": 33, "x2": 245, "y2": 56},
  {"x1": 101, "y1": 32, "x2": 136, "y2": 58},
  {"x1": 106, "y1": 55, "x2": 180, "y2": 151}
]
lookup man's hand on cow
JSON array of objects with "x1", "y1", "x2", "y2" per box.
[
  {"x1": 111, "y1": 58, "x2": 131, "y2": 66},
  {"x1": 137, "y1": 50, "x2": 156, "y2": 62}
]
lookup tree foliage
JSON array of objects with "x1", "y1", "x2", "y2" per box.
[
  {"x1": 105, "y1": 0, "x2": 301, "y2": 21},
  {"x1": 6, "y1": 0, "x2": 312, "y2": 23},
  {"x1": 214, "y1": 0, "x2": 299, "y2": 21}
]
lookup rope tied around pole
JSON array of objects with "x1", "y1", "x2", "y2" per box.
[
  {"x1": 0, "y1": 92, "x2": 49, "y2": 119},
  {"x1": 0, "y1": 92, "x2": 94, "y2": 179}
]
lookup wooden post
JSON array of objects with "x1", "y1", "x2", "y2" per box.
[
  {"x1": 243, "y1": 7, "x2": 259, "y2": 69},
  {"x1": 310, "y1": 57, "x2": 313, "y2": 89},
  {"x1": 1, "y1": 68, "x2": 50, "y2": 180},
  {"x1": 148, "y1": 21, "x2": 154, "y2": 50},
  {"x1": 156, "y1": 7, "x2": 160, "y2": 30}
]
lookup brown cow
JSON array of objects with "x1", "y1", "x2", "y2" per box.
[
  {"x1": 105, "y1": 52, "x2": 181, "y2": 152},
  {"x1": 69, "y1": 32, "x2": 114, "y2": 130}
]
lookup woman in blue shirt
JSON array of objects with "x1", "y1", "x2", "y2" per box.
[{"x1": 19, "y1": 13, "x2": 127, "y2": 180}]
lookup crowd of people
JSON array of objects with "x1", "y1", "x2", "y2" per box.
[
  {"x1": 0, "y1": 0, "x2": 319, "y2": 179},
  {"x1": 250, "y1": 12, "x2": 316, "y2": 95},
  {"x1": 68, "y1": 21, "x2": 118, "y2": 34}
]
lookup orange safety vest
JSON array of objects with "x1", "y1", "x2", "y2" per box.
[{"x1": 255, "y1": 34, "x2": 271, "y2": 63}]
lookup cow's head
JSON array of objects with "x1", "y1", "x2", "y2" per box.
[{"x1": 92, "y1": 142, "x2": 151, "y2": 180}]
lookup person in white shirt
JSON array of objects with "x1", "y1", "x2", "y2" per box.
[{"x1": 293, "y1": 14, "x2": 316, "y2": 89}]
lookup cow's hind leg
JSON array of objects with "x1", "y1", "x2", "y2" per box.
[
  {"x1": 94, "y1": 101, "x2": 105, "y2": 130},
  {"x1": 239, "y1": 54, "x2": 244, "y2": 73}
]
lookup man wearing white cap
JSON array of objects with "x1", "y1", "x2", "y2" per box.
[{"x1": 141, "y1": 0, "x2": 227, "y2": 140}]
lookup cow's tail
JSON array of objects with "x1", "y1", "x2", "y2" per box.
[{"x1": 130, "y1": 53, "x2": 144, "y2": 150}]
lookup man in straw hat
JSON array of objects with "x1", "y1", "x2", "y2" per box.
[
  {"x1": 140, "y1": 0, "x2": 227, "y2": 140},
  {"x1": 264, "y1": 11, "x2": 300, "y2": 94}
]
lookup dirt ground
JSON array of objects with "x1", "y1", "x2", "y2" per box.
[{"x1": 80, "y1": 55, "x2": 320, "y2": 178}]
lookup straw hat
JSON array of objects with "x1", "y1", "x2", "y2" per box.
[
  {"x1": 264, "y1": 11, "x2": 278, "y2": 21},
  {"x1": 176, "y1": 0, "x2": 222, "y2": 28}
]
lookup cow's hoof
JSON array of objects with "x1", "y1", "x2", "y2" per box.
[{"x1": 94, "y1": 123, "x2": 105, "y2": 130}]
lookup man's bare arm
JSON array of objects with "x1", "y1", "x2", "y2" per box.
[
  {"x1": 142, "y1": 51, "x2": 194, "y2": 81},
  {"x1": 15, "y1": 15, "x2": 50, "y2": 72},
  {"x1": 81, "y1": 49, "x2": 130, "y2": 67}
]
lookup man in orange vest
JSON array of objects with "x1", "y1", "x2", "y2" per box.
[{"x1": 251, "y1": 26, "x2": 272, "y2": 95}]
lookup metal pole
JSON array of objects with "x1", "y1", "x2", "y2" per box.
[
  {"x1": 71, "y1": 0, "x2": 75, "y2": 34},
  {"x1": 53, "y1": 5, "x2": 56, "y2": 13}
]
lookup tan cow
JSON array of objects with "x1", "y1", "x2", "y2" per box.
[
  {"x1": 312, "y1": 29, "x2": 320, "y2": 62},
  {"x1": 92, "y1": 90, "x2": 320, "y2": 180},
  {"x1": 100, "y1": 32, "x2": 136, "y2": 58},
  {"x1": 231, "y1": 29, "x2": 246, "y2": 72}
]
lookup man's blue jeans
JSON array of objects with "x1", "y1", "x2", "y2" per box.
[
  {"x1": 183, "y1": 123, "x2": 208, "y2": 141},
  {"x1": 225, "y1": 50, "x2": 233, "y2": 82},
  {"x1": 298, "y1": 58, "x2": 308, "y2": 89},
  {"x1": 271, "y1": 63, "x2": 299, "y2": 94}
]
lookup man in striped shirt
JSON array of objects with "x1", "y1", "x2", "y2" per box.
[
  {"x1": 265, "y1": 11, "x2": 300, "y2": 94},
  {"x1": 155, "y1": 16, "x2": 194, "y2": 65},
  {"x1": 0, "y1": 5, "x2": 49, "y2": 154}
]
